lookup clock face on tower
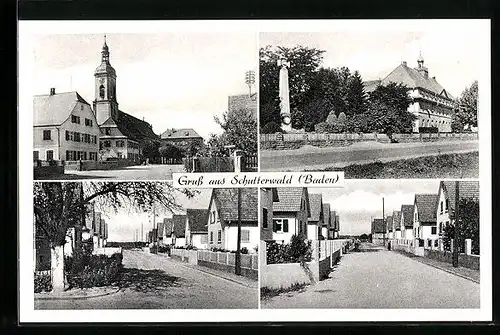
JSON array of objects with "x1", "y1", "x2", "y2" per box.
[{"x1": 282, "y1": 116, "x2": 291, "y2": 125}]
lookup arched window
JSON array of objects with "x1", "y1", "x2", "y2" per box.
[{"x1": 99, "y1": 85, "x2": 105, "y2": 99}]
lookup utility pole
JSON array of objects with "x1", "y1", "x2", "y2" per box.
[
  {"x1": 141, "y1": 222, "x2": 143, "y2": 243},
  {"x1": 382, "y1": 197, "x2": 386, "y2": 246},
  {"x1": 452, "y1": 181, "x2": 460, "y2": 268},
  {"x1": 235, "y1": 188, "x2": 242, "y2": 275}
]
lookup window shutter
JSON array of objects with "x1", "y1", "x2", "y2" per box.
[
  {"x1": 283, "y1": 219, "x2": 289, "y2": 233},
  {"x1": 272, "y1": 220, "x2": 277, "y2": 232}
]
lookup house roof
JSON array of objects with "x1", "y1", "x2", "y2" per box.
[
  {"x1": 160, "y1": 128, "x2": 203, "y2": 140},
  {"x1": 415, "y1": 194, "x2": 438, "y2": 222},
  {"x1": 157, "y1": 221, "x2": 165, "y2": 237},
  {"x1": 401, "y1": 204, "x2": 414, "y2": 227},
  {"x1": 172, "y1": 214, "x2": 186, "y2": 238},
  {"x1": 323, "y1": 203, "x2": 331, "y2": 227},
  {"x1": 386, "y1": 216, "x2": 393, "y2": 231},
  {"x1": 273, "y1": 188, "x2": 309, "y2": 214},
  {"x1": 364, "y1": 61, "x2": 453, "y2": 99},
  {"x1": 211, "y1": 188, "x2": 258, "y2": 222},
  {"x1": 335, "y1": 215, "x2": 340, "y2": 230},
  {"x1": 186, "y1": 208, "x2": 208, "y2": 233},
  {"x1": 33, "y1": 91, "x2": 90, "y2": 126},
  {"x1": 330, "y1": 210, "x2": 336, "y2": 230},
  {"x1": 308, "y1": 193, "x2": 323, "y2": 222},
  {"x1": 105, "y1": 111, "x2": 158, "y2": 143},
  {"x1": 372, "y1": 219, "x2": 386, "y2": 234},
  {"x1": 392, "y1": 210, "x2": 401, "y2": 229},
  {"x1": 441, "y1": 181, "x2": 480, "y2": 212}
]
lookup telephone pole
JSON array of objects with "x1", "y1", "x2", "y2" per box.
[
  {"x1": 235, "y1": 188, "x2": 242, "y2": 275},
  {"x1": 452, "y1": 181, "x2": 460, "y2": 267}
]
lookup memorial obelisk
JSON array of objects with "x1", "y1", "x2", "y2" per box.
[{"x1": 278, "y1": 58, "x2": 292, "y2": 132}]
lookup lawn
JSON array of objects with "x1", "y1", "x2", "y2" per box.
[{"x1": 321, "y1": 152, "x2": 479, "y2": 178}]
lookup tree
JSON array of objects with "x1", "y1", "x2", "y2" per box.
[
  {"x1": 261, "y1": 121, "x2": 282, "y2": 134},
  {"x1": 443, "y1": 197, "x2": 479, "y2": 254},
  {"x1": 33, "y1": 182, "x2": 195, "y2": 291},
  {"x1": 337, "y1": 112, "x2": 347, "y2": 133},
  {"x1": 346, "y1": 70, "x2": 367, "y2": 116},
  {"x1": 213, "y1": 107, "x2": 257, "y2": 156},
  {"x1": 141, "y1": 140, "x2": 160, "y2": 163},
  {"x1": 159, "y1": 143, "x2": 183, "y2": 159},
  {"x1": 456, "y1": 80, "x2": 478, "y2": 128}
]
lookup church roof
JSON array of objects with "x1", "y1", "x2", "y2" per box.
[
  {"x1": 95, "y1": 62, "x2": 116, "y2": 77},
  {"x1": 160, "y1": 128, "x2": 203, "y2": 140},
  {"x1": 101, "y1": 111, "x2": 159, "y2": 143},
  {"x1": 33, "y1": 91, "x2": 90, "y2": 126}
]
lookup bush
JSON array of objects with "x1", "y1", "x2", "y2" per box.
[
  {"x1": 65, "y1": 253, "x2": 123, "y2": 289},
  {"x1": 261, "y1": 122, "x2": 282, "y2": 134},
  {"x1": 419, "y1": 126, "x2": 439, "y2": 133},
  {"x1": 34, "y1": 272, "x2": 52, "y2": 293},
  {"x1": 157, "y1": 245, "x2": 171, "y2": 255},
  {"x1": 266, "y1": 235, "x2": 312, "y2": 264}
]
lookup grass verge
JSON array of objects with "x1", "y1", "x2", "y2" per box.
[
  {"x1": 320, "y1": 152, "x2": 478, "y2": 178},
  {"x1": 260, "y1": 283, "x2": 309, "y2": 300}
]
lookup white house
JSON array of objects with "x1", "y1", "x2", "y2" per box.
[
  {"x1": 322, "y1": 203, "x2": 331, "y2": 239},
  {"x1": 392, "y1": 210, "x2": 402, "y2": 240},
  {"x1": 185, "y1": 208, "x2": 208, "y2": 249},
  {"x1": 207, "y1": 188, "x2": 259, "y2": 253},
  {"x1": 386, "y1": 215, "x2": 393, "y2": 239},
  {"x1": 307, "y1": 193, "x2": 324, "y2": 241},
  {"x1": 172, "y1": 214, "x2": 187, "y2": 248},
  {"x1": 413, "y1": 194, "x2": 439, "y2": 248},
  {"x1": 400, "y1": 204, "x2": 415, "y2": 240},
  {"x1": 272, "y1": 188, "x2": 311, "y2": 244}
]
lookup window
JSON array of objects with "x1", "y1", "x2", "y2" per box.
[
  {"x1": 99, "y1": 85, "x2": 105, "y2": 99},
  {"x1": 241, "y1": 229, "x2": 250, "y2": 243},
  {"x1": 273, "y1": 219, "x2": 289, "y2": 233},
  {"x1": 427, "y1": 240, "x2": 432, "y2": 248},
  {"x1": 440, "y1": 201, "x2": 443, "y2": 214},
  {"x1": 43, "y1": 130, "x2": 51, "y2": 140},
  {"x1": 71, "y1": 115, "x2": 80, "y2": 124},
  {"x1": 439, "y1": 222, "x2": 443, "y2": 234},
  {"x1": 431, "y1": 227, "x2": 437, "y2": 235},
  {"x1": 33, "y1": 151, "x2": 39, "y2": 161},
  {"x1": 217, "y1": 230, "x2": 221, "y2": 243},
  {"x1": 210, "y1": 210, "x2": 216, "y2": 224},
  {"x1": 262, "y1": 208, "x2": 268, "y2": 229},
  {"x1": 74, "y1": 132, "x2": 81, "y2": 142},
  {"x1": 445, "y1": 199, "x2": 449, "y2": 212},
  {"x1": 117, "y1": 152, "x2": 122, "y2": 159},
  {"x1": 85, "y1": 118, "x2": 93, "y2": 127},
  {"x1": 116, "y1": 140, "x2": 125, "y2": 147},
  {"x1": 104, "y1": 141, "x2": 111, "y2": 148},
  {"x1": 105, "y1": 128, "x2": 111, "y2": 135},
  {"x1": 46, "y1": 150, "x2": 53, "y2": 161},
  {"x1": 210, "y1": 232, "x2": 213, "y2": 243}
]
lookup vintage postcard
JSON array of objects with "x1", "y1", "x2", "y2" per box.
[{"x1": 18, "y1": 19, "x2": 491, "y2": 323}]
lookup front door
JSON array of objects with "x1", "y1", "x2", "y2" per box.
[{"x1": 46, "y1": 150, "x2": 54, "y2": 161}]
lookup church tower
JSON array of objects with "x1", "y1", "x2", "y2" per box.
[{"x1": 93, "y1": 35, "x2": 119, "y2": 125}]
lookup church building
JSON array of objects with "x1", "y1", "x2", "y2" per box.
[
  {"x1": 364, "y1": 55, "x2": 455, "y2": 133},
  {"x1": 93, "y1": 37, "x2": 158, "y2": 162}
]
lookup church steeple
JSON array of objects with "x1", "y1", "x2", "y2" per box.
[
  {"x1": 94, "y1": 35, "x2": 118, "y2": 125},
  {"x1": 415, "y1": 52, "x2": 429, "y2": 78}
]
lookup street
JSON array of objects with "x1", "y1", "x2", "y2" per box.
[
  {"x1": 39, "y1": 164, "x2": 185, "y2": 180},
  {"x1": 261, "y1": 243, "x2": 480, "y2": 309},
  {"x1": 35, "y1": 250, "x2": 258, "y2": 309},
  {"x1": 260, "y1": 140, "x2": 479, "y2": 171}
]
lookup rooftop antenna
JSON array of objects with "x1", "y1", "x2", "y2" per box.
[{"x1": 245, "y1": 70, "x2": 256, "y2": 97}]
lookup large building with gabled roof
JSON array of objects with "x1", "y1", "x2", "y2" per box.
[
  {"x1": 364, "y1": 54, "x2": 455, "y2": 133},
  {"x1": 92, "y1": 37, "x2": 159, "y2": 163},
  {"x1": 160, "y1": 128, "x2": 204, "y2": 156}
]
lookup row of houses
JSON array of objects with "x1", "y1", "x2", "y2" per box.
[
  {"x1": 260, "y1": 187, "x2": 341, "y2": 245},
  {"x1": 34, "y1": 201, "x2": 108, "y2": 271},
  {"x1": 371, "y1": 181, "x2": 479, "y2": 249},
  {"x1": 147, "y1": 189, "x2": 259, "y2": 253}
]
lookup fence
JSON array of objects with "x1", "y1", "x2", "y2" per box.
[
  {"x1": 160, "y1": 157, "x2": 183, "y2": 165},
  {"x1": 260, "y1": 132, "x2": 479, "y2": 150},
  {"x1": 92, "y1": 247, "x2": 123, "y2": 256},
  {"x1": 169, "y1": 248, "x2": 258, "y2": 280},
  {"x1": 183, "y1": 156, "x2": 234, "y2": 172},
  {"x1": 260, "y1": 239, "x2": 352, "y2": 290},
  {"x1": 64, "y1": 159, "x2": 136, "y2": 171},
  {"x1": 242, "y1": 155, "x2": 258, "y2": 172}
]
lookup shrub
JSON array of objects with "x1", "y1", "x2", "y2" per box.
[
  {"x1": 157, "y1": 245, "x2": 171, "y2": 255},
  {"x1": 34, "y1": 272, "x2": 52, "y2": 293},
  {"x1": 65, "y1": 253, "x2": 123, "y2": 289},
  {"x1": 261, "y1": 122, "x2": 282, "y2": 134},
  {"x1": 266, "y1": 235, "x2": 312, "y2": 264}
]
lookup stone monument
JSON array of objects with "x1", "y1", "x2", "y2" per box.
[{"x1": 278, "y1": 58, "x2": 292, "y2": 132}]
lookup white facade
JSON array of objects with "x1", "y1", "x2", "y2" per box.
[
  {"x1": 224, "y1": 226, "x2": 259, "y2": 253},
  {"x1": 436, "y1": 185, "x2": 451, "y2": 237},
  {"x1": 207, "y1": 200, "x2": 223, "y2": 249},
  {"x1": 174, "y1": 237, "x2": 186, "y2": 248},
  {"x1": 272, "y1": 213, "x2": 299, "y2": 244},
  {"x1": 307, "y1": 223, "x2": 319, "y2": 241}
]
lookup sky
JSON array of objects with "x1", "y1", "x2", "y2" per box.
[
  {"x1": 309, "y1": 180, "x2": 440, "y2": 236},
  {"x1": 260, "y1": 26, "x2": 483, "y2": 98},
  {"x1": 33, "y1": 33, "x2": 257, "y2": 138},
  {"x1": 93, "y1": 188, "x2": 213, "y2": 242}
]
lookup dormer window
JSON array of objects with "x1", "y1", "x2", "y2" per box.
[{"x1": 185, "y1": 132, "x2": 189, "y2": 136}]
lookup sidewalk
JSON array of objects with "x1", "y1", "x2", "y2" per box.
[
  {"x1": 393, "y1": 250, "x2": 480, "y2": 283},
  {"x1": 158, "y1": 253, "x2": 258, "y2": 288},
  {"x1": 35, "y1": 286, "x2": 120, "y2": 300}
]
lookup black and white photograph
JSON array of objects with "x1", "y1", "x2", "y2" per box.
[
  {"x1": 260, "y1": 180, "x2": 480, "y2": 309},
  {"x1": 259, "y1": 26, "x2": 482, "y2": 178},
  {"x1": 32, "y1": 33, "x2": 258, "y2": 180},
  {"x1": 33, "y1": 182, "x2": 259, "y2": 309}
]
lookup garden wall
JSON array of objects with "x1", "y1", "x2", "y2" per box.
[
  {"x1": 260, "y1": 132, "x2": 479, "y2": 150},
  {"x1": 65, "y1": 160, "x2": 136, "y2": 171},
  {"x1": 424, "y1": 249, "x2": 480, "y2": 271}
]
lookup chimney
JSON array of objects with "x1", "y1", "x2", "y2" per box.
[
  {"x1": 50, "y1": 88, "x2": 55, "y2": 95},
  {"x1": 402, "y1": 61, "x2": 407, "y2": 66}
]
